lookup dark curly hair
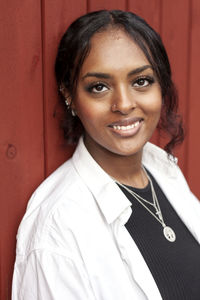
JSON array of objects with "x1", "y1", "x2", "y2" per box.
[{"x1": 55, "y1": 10, "x2": 184, "y2": 155}]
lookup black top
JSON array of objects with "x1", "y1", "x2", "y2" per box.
[{"x1": 118, "y1": 170, "x2": 200, "y2": 300}]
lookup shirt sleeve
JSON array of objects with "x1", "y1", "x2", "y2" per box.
[{"x1": 12, "y1": 249, "x2": 96, "y2": 300}]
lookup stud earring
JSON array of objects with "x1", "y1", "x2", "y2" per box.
[
  {"x1": 65, "y1": 97, "x2": 76, "y2": 117},
  {"x1": 59, "y1": 86, "x2": 64, "y2": 92},
  {"x1": 65, "y1": 98, "x2": 70, "y2": 109}
]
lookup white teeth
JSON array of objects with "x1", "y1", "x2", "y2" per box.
[{"x1": 112, "y1": 121, "x2": 140, "y2": 131}]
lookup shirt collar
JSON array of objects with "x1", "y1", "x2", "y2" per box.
[
  {"x1": 72, "y1": 137, "x2": 178, "y2": 225},
  {"x1": 142, "y1": 142, "x2": 178, "y2": 178},
  {"x1": 72, "y1": 137, "x2": 132, "y2": 225}
]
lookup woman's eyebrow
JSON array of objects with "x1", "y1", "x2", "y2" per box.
[
  {"x1": 127, "y1": 65, "x2": 153, "y2": 77},
  {"x1": 81, "y1": 72, "x2": 111, "y2": 80},
  {"x1": 81, "y1": 65, "x2": 152, "y2": 81}
]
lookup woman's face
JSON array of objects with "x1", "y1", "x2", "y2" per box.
[{"x1": 72, "y1": 29, "x2": 162, "y2": 159}]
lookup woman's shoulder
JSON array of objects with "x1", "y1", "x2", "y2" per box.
[
  {"x1": 25, "y1": 157, "x2": 84, "y2": 214},
  {"x1": 16, "y1": 156, "x2": 95, "y2": 257}
]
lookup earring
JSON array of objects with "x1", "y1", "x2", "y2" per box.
[
  {"x1": 59, "y1": 86, "x2": 64, "y2": 93},
  {"x1": 65, "y1": 97, "x2": 76, "y2": 117},
  {"x1": 71, "y1": 109, "x2": 76, "y2": 117},
  {"x1": 65, "y1": 98, "x2": 70, "y2": 109}
]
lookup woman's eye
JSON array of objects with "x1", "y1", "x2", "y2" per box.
[
  {"x1": 91, "y1": 84, "x2": 108, "y2": 93},
  {"x1": 93, "y1": 84, "x2": 107, "y2": 92},
  {"x1": 86, "y1": 83, "x2": 109, "y2": 94},
  {"x1": 133, "y1": 77, "x2": 154, "y2": 88}
]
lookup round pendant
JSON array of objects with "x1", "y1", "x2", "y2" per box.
[{"x1": 163, "y1": 226, "x2": 176, "y2": 242}]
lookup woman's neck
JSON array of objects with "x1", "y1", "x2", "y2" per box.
[{"x1": 84, "y1": 137, "x2": 148, "y2": 188}]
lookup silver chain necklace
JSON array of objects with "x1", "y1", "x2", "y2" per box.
[{"x1": 116, "y1": 168, "x2": 176, "y2": 242}]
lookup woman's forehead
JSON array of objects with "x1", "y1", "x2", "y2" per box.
[{"x1": 80, "y1": 29, "x2": 150, "y2": 76}]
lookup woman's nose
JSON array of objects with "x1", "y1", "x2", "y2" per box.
[{"x1": 111, "y1": 87, "x2": 136, "y2": 114}]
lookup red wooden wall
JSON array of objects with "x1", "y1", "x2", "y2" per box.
[{"x1": 1, "y1": 0, "x2": 200, "y2": 299}]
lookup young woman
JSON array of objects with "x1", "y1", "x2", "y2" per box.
[{"x1": 12, "y1": 10, "x2": 200, "y2": 300}]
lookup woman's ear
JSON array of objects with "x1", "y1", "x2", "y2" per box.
[
  {"x1": 59, "y1": 85, "x2": 72, "y2": 105},
  {"x1": 59, "y1": 85, "x2": 77, "y2": 117}
]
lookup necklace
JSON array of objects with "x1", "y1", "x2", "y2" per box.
[{"x1": 116, "y1": 168, "x2": 176, "y2": 242}]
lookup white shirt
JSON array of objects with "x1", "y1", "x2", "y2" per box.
[{"x1": 12, "y1": 137, "x2": 200, "y2": 299}]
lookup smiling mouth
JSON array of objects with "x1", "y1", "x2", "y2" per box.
[
  {"x1": 112, "y1": 121, "x2": 140, "y2": 131},
  {"x1": 108, "y1": 118, "x2": 143, "y2": 136}
]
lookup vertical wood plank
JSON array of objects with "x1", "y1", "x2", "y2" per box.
[
  {"x1": 161, "y1": 0, "x2": 190, "y2": 174},
  {"x1": 128, "y1": 0, "x2": 161, "y2": 32},
  {"x1": 187, "y1": 0, "x2": 200, "y2": 198},
  {"x1": 42, "y1": 0, "x2": 87, "y2": 176},
  {"x1": 0, "y1": 1, "x2": 44, "y2": 299},
  {"x1": 88, "y1": 0, "x2": 126, "y2": 11}
]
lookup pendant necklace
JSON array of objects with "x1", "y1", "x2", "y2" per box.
[{"x1": 116, "y1": 167, "x2": 176, "y2": 242}]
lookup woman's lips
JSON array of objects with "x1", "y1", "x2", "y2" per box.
[
  {"x1": 108, "y1": 117, "x2": 143, "y2": 137},
  {"x1": 108, "y1": 117, "x2": 143, "y2": 127}
]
